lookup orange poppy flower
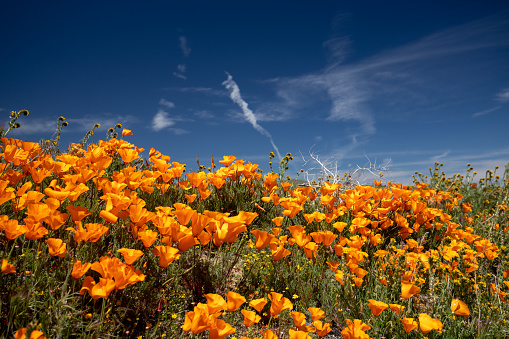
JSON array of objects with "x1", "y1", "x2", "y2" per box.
[
  {"x1": 88, "y1": 223, "x2": 110, "y2": 243},
  {"x1": 117, "y1": 248, "x2": 144, "y2": 265},
  {"x1": 389, "y1": 304, "x2": 405, "y2": 314},
  {"x1": 418, "y1": 313, "x2": 443, "y2": 334},
  {"x1": 241, "y1": 309, "x2": 261, "y2": 327},
  {"x1": 14, "y1": 328, "x2": 46, "y2": 339},
  {"x1": 185, "y1": 194, "x2": 197, "y2": 203},
  {"x1": 250, "y1": 230, "x2": 274, "y2": 251},
  {"x1": 268, "y1": 292, "x2": 293, "y2": 316},
  {"x1": 152, "y1": 245, "x2": 180, "y2": 268},
  {"x1": 302, "y1": 242, "x2": 319, "y2": 259},
  {"x1": 367, "y1": 299, "x2": 389, "y2": 317},
  {"x1": 226, "y1": 291, "x2": 246, "y2": 311},
  {"x1": 91, "y1": 257, "x2": 123, "y2": 279},
  {"x1": 46, "y1": 238, "x2": 67, "y2": 257},
  {"x1": 263, "y1": 329, "x2": 278, "y2": 339},
  {"x1": 79, "y1": 276, "x2": 116, "y2": 300},
  {"x1": 288, "y1": 329, "x2": 312, "y2": 339},
  {"x1": 182, "y1": 303, "x2": 211, "y2": 334},
  {"x1": 122, "y1": 128, "x2": 133, "y2": 137},
  {"x1": 71, "y1": 261, "x2": 92, "y2": 279},
  {"x1": 400, "y1": 317, "x2": 418, "y2": 333},
  {"x1": 1, "y1": 259, "x2": 16, "y2": 273},
  {"x1": 219, "y1": 155, "x2": 236, "y2": 167},
  {"x1": 313, "y1": 320, "x2": 332, "y2": 338},
  {"x1": 100, "y1": 210, "x2": 118, "y2": 224},
  {"x1": 269, "y1": 240, "x2": 291, "y2": 261},
  {"x1": 208, "y1": 318, "x2": 235, "y2": 339},
  {"x1": 308, "y1": 307, "x2": 325, "y2": 321},
  {"x1": 138, "y1": 229, "x2": 158, "y2": 248},
  {"x1": 66, "y1": 205, "x2": 91, "y2": 222},
  {"x1": 401, "y1": 281, "x2": 421, "y2": 299},
  {"x1": 111, "y1": 266, "x2": 146, "y2": 290},
  {"x1": 205, "y1": 293, "x2": 227, "y2": 314},
  {"x1": 3, "y1": 219, "x2": 28, "y2": 240},
  {"x1": 249, "y1": 298, "x2": 268, "y2": 313},
  {"x1": 0, "y1": 180, "x2": 15, "y2": 206},
  {"x1": 451, "y1": 298, "x2": 470, "y2": 317},
  {"x1": 334, "y1": 270, "x2": 344, "y2": 285},
  {"x1": 326, "y1": 261, "x2": 341, "y2": 272},
  {"x1": 44, "y1": 187, "x2": 70, "y2": 201},
  {"x1": 45, "y1": 210, "x2": 69, "y2": 231},
  {"x1": 173, "y1": 208, "x2": 196, "y2": 226},
  {"x1": 341, "y1": 319, "x2": 371, "y2": 339},
  {"x1": 271, "y1": 227, "x2": 282, "y2": 236},
  {"x1": 290, "y1": 311, "x2": 314, "y2": 332},
  {"x1": 287, "y1": 225, "x2": 310, "y2": 247}
]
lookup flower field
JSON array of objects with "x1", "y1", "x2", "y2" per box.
[{"x1": 1, "y1": 113, "x2": 509, "y2": 338}]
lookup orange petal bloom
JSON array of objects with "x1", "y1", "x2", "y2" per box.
[
  {"x1": 80, "y1": 276, "x2": 116, "y2": 300},
  {"x1": 71, "y1": 260, "x2": 92, "y2": 279},
  {"x1": 389, "y1": 304, "x2": 405, "y2": 314},
  {"x1": 272, "y1": 216, "x2": 284, "y2": 227},
  {"x1": 308, "y1": 307, "x2": 325, "y2": 321},
  {"x1": 182, "y1": 303, "x2": 211, "y2": 334},
  {"x1": 288, "y1": 328, "x2": 312, "y2": 339},
  {"x1": 249, "y1": 298, "x2": 268, "y2": 313},
  {"x1": 117, "y1": 248, "x2": 144, "y2": 265},
  {"x1": 263, "y1": 329, "x2": 278, "y2": 339},
  {"x1": 205, "y1": 293, "x2": 227, "y2": 314},
  {"x1": 367, "y1": 299, "x2": 389, "y2": 317},
  {"x1": 3, "y1": 219, "x2": 27, "y2": 240},
  {"x1": 418, "y1": 313, "x2": 443, "y2": 334},
  {"x1": 334, "y1": 270, "x2": 344, "y2": 285},
  {"x1": 14, "y1": 328, "x2": 46, "y2": 339},
  {"x1": 341, "y1": 319, "x2": 371, "y2": 339},
  {"x1": 46, "y1": 238, "x2": 67, "y2": 257},
  {"x1": 99, "y1": 210, "x2": 118, "y2": 224},
  {"x1": 122, "y1": 128, "x2": 133, "y2": 137},
  {"x1": 269, "y1": 240, "x2": 291, "y2": 261},
  {"x1": 250, "y1": 230, "x2": 274, "y2": 251},
  {"x1": 241, "y1": 309, "x2": 261, "y2": 327},
  {"x1": 185, "y1": 194, "x2": 197, "y2": 203},
  {"x1": 1, "y1": 259, "x2": 16, "y2": 273},
  {"x1": 313, "y1": 320, "x2": 332, "y2": 338},
  {"x1": 138, "y1": 229, "x2": 158, "y2": 248},
  {"x1": 227, "y1": 291, "x2": 246, "y2": 311},
  {"x1": 152, "y1": 245, "x2": 180, "y2": 268},
  {"x1": 451, "y1": 299, "x2": 470, "y2": 317},
  {"x1": 400, "y1": 317, "x2": 418, "y2": 333},
  {"x1": 401, "y1": 281, "x2": 421, "y2": 299},
  {"x1": 268, "y1": 292, "x2": 293, "y2": 316},
  {"x1": 66, "y1": 205, "x2": 91, "y2": 222},
  {"x1": 219, "y1": 155, "x2": 236, "y2": 167},
  {"x1": 24, "y1": 219, "x2": 48, "y2": 240},
  {"x1": 209, "y1": 318, "x2": 235, "y2": 339}
]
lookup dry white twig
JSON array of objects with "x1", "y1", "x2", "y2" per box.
[{"x1": 299, "y1": 147, "x2": 391, "y2": 189}]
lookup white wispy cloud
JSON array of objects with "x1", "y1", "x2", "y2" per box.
[
  {"x1": 159, "y1": 98, "x2": 175, "y2": 108},
  {"x1": 173, "y1": 72, "x2": 187, "y2": 80},
  {"x1": 193, "y1": 110, "x2": 215, "y2": 120},
  {"x1": 174, "y1": 64, "x2": 187, "y2": 80},
  {"x1": 152, "y1": 109, "x2": 175, "y2": 131},
  {"x1": 496, "y1": 88, "x2": 509, "y2": 102},
  {"x1": 179, "y1": 36, "x2": 191, "y2": 57},
  {"x1": 472, "y1": 106, "x2": 501, "y2": 118},
  {"x1": 222, "y1": 73, "x2": 282, "y2": 159}
]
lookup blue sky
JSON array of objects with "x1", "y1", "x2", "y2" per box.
[{"x1": 1, "y1": 1, "x2": 509, "y2": 185}]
